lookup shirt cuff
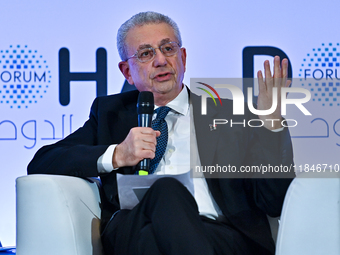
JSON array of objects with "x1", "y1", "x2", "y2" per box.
[
  {"x1": 97, "y1": 144, "x2": 118, "y2": 173},
  {"x1": 271, "y1": 127, "x2": 284, "y2": 132}
]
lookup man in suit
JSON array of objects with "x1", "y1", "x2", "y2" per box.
[{"x1": 28, "y1": 11, "x2": 294, "y2": 255}]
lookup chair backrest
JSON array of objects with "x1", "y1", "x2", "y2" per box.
[
  {"x1": 276, "y1": 171, "x2": 340, "y2": 255},
  {"x1": 16, "y1": 175, "x2": 103, "y2": 255}
]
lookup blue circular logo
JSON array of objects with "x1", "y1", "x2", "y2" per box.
[
  {"x1": 0, "y1": 45, "x2": 51, "y2": 109},
  {"x1": 299, "y1": 43, "x2": 340, "y2": 107}
]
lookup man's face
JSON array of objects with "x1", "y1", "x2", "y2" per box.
[{"x1": 119, "y1": 23, "x2": 187, "y2": 105}]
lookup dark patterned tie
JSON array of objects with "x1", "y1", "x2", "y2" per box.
[{"x1": 149, "y1": 106, "x2": 171, "y2": 174}]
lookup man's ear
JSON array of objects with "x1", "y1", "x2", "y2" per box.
[
  {"x1": 180, "y1": 47, "x2": 187, "y2": 72},
  {"x1": 118, "y1": 61, "x2": 134, "y2": 85}
]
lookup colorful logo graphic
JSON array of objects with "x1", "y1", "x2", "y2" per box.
[
  {"x1": 0, "y1": 45, "x2": 51, "y2": 109},
  {"x1": 299, "y1": 43, "x2": 340, "y2": 107},
  {"x1": 196, "y1": 82, "x2": 222, "y2": 106}
]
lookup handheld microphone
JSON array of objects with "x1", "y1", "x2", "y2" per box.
[{"x1": 137, "y1": 91, "x2": 154, "y2": 175}]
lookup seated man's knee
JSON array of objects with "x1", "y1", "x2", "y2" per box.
[{"x1": 150, "y1": 177, "x2": 184, "y2": 194}]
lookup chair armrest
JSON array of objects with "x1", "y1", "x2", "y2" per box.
[
  {"x1": 276, "y1": 171, "x2": 340, "y2": 255},
  {"x1": 16, "y1": 174, "x2": 103, "y2": 255}
]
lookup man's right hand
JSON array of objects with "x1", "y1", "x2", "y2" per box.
[{"x1": 112, "y1": 127, "x2": 160, "y2": 168}]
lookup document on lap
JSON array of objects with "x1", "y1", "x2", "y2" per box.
[{"x1": 117, "y1": 171, "x2": 194, "y2": 210}]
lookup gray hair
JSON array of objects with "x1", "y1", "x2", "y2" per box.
[{"x1": 117, "y1": 11, "x2": 182, "y2": 61}]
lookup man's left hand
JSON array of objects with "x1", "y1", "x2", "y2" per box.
[{"x1": 257, "y1": 56, "x2": 291, "y2": 130}]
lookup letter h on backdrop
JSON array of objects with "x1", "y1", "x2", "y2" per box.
[{"x1": 58, "y1": 48, "x2": 107, "y2": 106}]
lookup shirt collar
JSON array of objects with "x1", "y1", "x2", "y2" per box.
[{"x1": 155, "y1": 85, "x2": 189, "y2": 116}]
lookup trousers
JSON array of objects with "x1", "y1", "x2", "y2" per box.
[{"x1": 101, "y1": 177, "x2": 252, "y2": 255}]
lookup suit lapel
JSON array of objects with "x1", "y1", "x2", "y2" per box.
[
  {"x1": 190, "y1": 91, "x2": 221, "y2": 167},
  {"x1": 107, "y1": 91, "x2": 139, "y2": 144}
]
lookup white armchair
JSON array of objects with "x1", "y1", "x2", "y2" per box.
[
  {"x1": 16, "y1": 175, "x2": 103, "y2": 255},
  {"x1": 16, "y1": 172, "x2": 340, "y2": 255}
]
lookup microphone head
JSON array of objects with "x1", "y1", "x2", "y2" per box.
[{"x1": 137, "y1": 91, "x2": 154, "y2": 115}]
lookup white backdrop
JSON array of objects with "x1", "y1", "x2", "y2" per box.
[{"x1": 1, "y1": 0, "x2": 339, "y2": 246}]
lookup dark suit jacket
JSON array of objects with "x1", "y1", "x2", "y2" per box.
[{"x1": 28, "y1": 89, "x2": 294, "y2": 255}]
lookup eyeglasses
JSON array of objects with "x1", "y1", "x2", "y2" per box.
[{"x1": 125, "y1": 41, "x2": 181, "y2": 63}]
